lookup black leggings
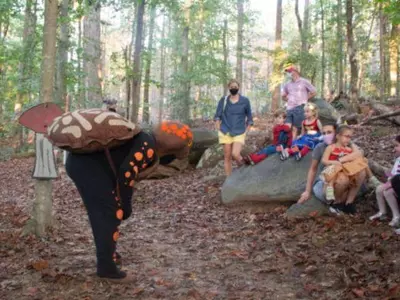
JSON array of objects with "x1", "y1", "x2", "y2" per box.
[{"x1": 65, "y1": 132, "x2": 156, "y2": 276}]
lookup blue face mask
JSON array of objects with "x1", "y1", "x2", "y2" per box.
[{"x1": 285, "y1": 73, "x2": 292, "y2": 80}]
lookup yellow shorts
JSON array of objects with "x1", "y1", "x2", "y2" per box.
[{"x1": 218, "y1": 131, "x2": 246, "y2": 145}]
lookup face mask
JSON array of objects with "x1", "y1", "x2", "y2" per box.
[
  {"x1": 285, "y1": 73, "x2": 292, "y2": 80},
  {"x1": 323, "y1": 133, "x2": 335, "y2": 145},
  {"x1": 229, "y1": 88, "x2": 239, "y2": 95}
]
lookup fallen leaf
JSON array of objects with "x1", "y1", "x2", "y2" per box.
[
  {"x1": 352, "y1": 288, "x2": 365, "y2": 298},
  {"x1": 30, "y1": 260, "x2": 49, "y2": 271}
]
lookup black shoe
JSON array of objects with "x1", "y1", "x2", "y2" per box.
[{"x1": 342, "y1": 203, "x2": 357, "y2": 215}]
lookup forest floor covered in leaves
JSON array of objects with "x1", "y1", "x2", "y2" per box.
[{"x1": 1, "y1": 118, "x2": 400, "y2": 300}]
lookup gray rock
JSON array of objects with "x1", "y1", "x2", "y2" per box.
[
  {"x1": 196, "y1": 144, "x2": 254, "y2": 169},
  {"x1": 188, "y1": 128, "x2": 218, "y2": 165},
  {"x1": 221, "y1": 154, "x2": 317, "y2": 205},
  {"x1": 146, "y1": 158, "x2": 189, "y2": 179},
  {"x1": 286, "y1": 196, "x2": 329, "y2": 218},
  {"x1": 309, "y1": 98, "x2": 339, "y2": 125}
]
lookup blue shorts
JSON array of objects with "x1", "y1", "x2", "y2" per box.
[
  {"x1": 313, "y1": 180, "x2": 328, "y2": 203},
  {"x1": 286, "y1": 104, "x2": 305, "y2": 131}
]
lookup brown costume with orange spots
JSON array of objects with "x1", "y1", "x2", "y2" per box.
[{"x1": 65, "y1": 121, "x2": 192, "y2": 280}]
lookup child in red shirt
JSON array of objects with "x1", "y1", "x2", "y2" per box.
[{"x1": 244, "y1": 110, "x2": 292, "y2": 165}]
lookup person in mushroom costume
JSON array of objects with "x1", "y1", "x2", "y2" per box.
[{"x1": 19, "y1": 104, "x2": 193, "y2": 283}]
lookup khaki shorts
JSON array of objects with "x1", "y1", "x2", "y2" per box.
[{"x1": 218, "y1": 131, "x2": 246, "y2": 145}]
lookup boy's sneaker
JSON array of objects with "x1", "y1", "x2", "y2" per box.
[
  {"x1": 295, "y1": 152, "x2": 302, "y2": 161},
  {"x1": 369, "y1": 211, "x2": 388, "y2": 221},
  {"x1": 280, "y1": 148, "x2": 289, "y2": 161},
  {"x1": 243, "y1": 155, "x2": 254, "y2": 165}
]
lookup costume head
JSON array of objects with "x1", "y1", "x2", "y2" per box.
[{"x1": 152, "y1": 121, "x2": 193, "y2": 159}]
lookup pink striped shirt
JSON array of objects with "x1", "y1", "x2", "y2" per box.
[{"x1": 282, "y1": 78, "x2": 316, "y2": 110}]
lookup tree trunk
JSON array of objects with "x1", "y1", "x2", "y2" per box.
[
  {"x1": 303, "y1": 0, "x2": 310, "y2": 53},
  {"x1": 390, "y1": 24, "x2": 400, "y2": 97},
  {"x1": 236, "y1": 0, "x2": 244, "y2": 86},
  {"x1": 320, "y1": 0, "x2": 325, "y2": 97},
  {"x1": 379, "y1": 4, "x2": 386, "y2": 101},
  {"x1": 123, "y1": 46, "x2": 131, "y2": 119},
  {"x1": 159, "y1": 14, "x2": 166, "y2": 123},
  {"x1": 180, "y1": 25, "x2": 190, "y2": 123},
  {"x1": 130, "y1": 0, "x2": 145, "y2": 123},
  {"x1": 337, "y1": 0, "x2": 344, "y2": 93},
  {"x1": 271, "y1": 0, "x2": 282, "y2": 112},
  {"x1": 143, "y1": 5, "x2": 156, "y2": 124},
  {"x1": 77, "y1": 15, "x2": 85, "y2": 108},
  {"x1": 26, "y1": 0, "x2": 58, "y2": 237},
  {"x1": 83, "y1": 0, "x2": 102, "y2": 105},
  {"x1": 346, "y1": 0, "x2": 359, "y2": 112},
  {"x1": 55, "y1": 0, "x2": 70, "y2": 110},
  {"x1": 16, "y1": 0, "x2": 37, "y2": 151},
  {"x1": 222, "y1": 19, "x2": 228, "y2": 95}
]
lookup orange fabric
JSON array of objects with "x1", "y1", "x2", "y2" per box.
[
  {"x1": 134, "y1": 152, "x2": 143, "y2": 161},
  {"x1": 116, "y1": 209, "x2": 124, "y2": 220},
  {"x1": 113, "y1": 231, "x2": 119, "y2": 242}
]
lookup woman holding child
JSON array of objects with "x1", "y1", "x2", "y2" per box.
[
  {"x1": 214, "y1": 79, "x2": 253, "y2": 176},
  {"x1": 298, "y1": 123, "x2": 369, "y2": 214}
]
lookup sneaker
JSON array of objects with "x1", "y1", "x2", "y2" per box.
[
  {"x1": 395, "y1": 228, "x2": 400, "y2": 235},
  {"x1": 326, "y1": 186, "x2": 335, "y2": 202},
  {"x1": 369, "y1": 212, "x2": 388, "y2": 221},
  {"x1": 342, "y1": 203, "x2": 357, "y2": 215},
  {"x1": 329, "y1": 205, "x2": 342, "y2": 216},
  {"x1": 276, "y1": 145, "x2": 283, "y2": 152},
  {"x1": 389, "y1": 217, "x2": 400, "y2": 227},
  {"x1": 243, "y1": 155, "x2": 254, "y2": 165},
  {"x1": 295, "y1": 152, "x2": 302, "y2": 161},
  {"x1": 280, "y1": 148, "x2": 289, "y2": 161}
]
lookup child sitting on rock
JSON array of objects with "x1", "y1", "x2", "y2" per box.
[
  {"x1": 244, "y1": 110, "x2": 292, "y2": 165},
  {"x1": 280, "y1": 103, "x2": 322, "y2": 161},
  {"x1": 369, "y1": 135, "x2": 400, "y2": 228}
]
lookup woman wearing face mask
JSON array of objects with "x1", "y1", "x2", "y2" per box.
[{"x1": 214, "y1": 79, "x2": 253, "y2": 176}]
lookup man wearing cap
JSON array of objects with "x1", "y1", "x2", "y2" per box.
[{"x1": 282, "y1": 66, "x2": 317, "y2": 139}]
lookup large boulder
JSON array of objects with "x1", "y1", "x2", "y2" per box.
[
  {"x1": 309, "y1": 98, "x2": 339, "y2": 125},
  {"x1": 221, "y1": 154, "x2": 317, "y2": 205},
  {"x1": 188, "y1": 128, "x2": 218, "y2": 165},
  {"x1": 145, "y1": 158, "x2": 189, "y2": 179},
  {"x1": 196, "y1": 144, "x2": 255, "y2": 169}
]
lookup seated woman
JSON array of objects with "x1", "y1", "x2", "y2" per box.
[
  {"x1": 297, "y1": 123, "x2": 368, "y2": 214},
  {"x1": 320, "y1": 125, "x2": 371, "y2": 209}
]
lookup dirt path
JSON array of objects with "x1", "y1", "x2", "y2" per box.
[{"x1": 1, "y1": 157, "x2": 400, "y2": 300}]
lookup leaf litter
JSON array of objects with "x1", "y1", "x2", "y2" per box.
[{"x1": 0, "y1": 119, "x2": 399, "y2": 300}]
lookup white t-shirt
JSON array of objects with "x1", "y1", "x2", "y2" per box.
[{"x1": 390, "y1": 157, "x2": 400, "y2": 177}]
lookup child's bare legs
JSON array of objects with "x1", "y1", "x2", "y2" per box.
[
  {"x1": 370, "y1": 184, "x2": 388, "y2": 217},
  {"x1": 333, "y1": 173, "x2": 350, "y2": 203},
  {"x1": 345, "y1": 170, "x2": 367, "y2": 204},
  {"x1": 383, "y1": 188, "x2": 400, "y2": 226},
  {"x1": 223, "y1": 144, "x2": 233, "y2": 176}
]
